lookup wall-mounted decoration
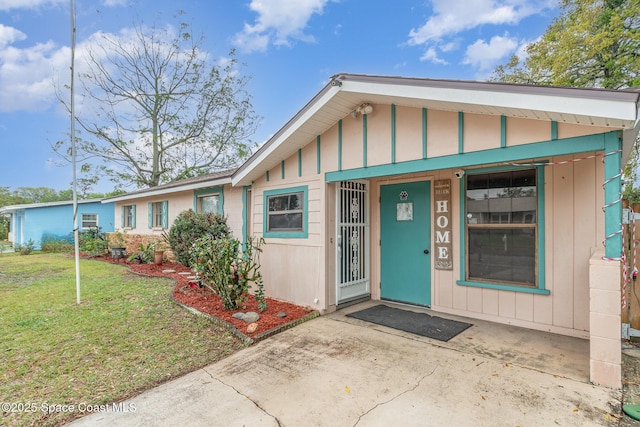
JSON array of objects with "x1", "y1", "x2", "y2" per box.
[
  {"x1": 434, "y1": 179, "x2": 453, "y2": 270},
  {"x1": 397, "y1": 202, "x2": 413, "y2": 221}
]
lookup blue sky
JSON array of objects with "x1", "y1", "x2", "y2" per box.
[{"x1": 0, "y1": 0, "x2": 559, "y2": 194}]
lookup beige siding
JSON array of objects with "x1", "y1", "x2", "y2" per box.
[{"x1": 250, "y1": 103, "x2": 615, "y2": 337}]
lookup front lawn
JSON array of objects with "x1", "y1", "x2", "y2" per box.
[{"x1": 0, "y1": 252, "x2": 245, "y2": 427}]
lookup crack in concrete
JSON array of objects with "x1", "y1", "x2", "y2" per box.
[
  {"x1": 201, "y1": 367, "x2": 282, "y2": 427},
  {"x1": 353, "y1": 365, "x2": 438, "y2": 426}
]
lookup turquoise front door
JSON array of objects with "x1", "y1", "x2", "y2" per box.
[{"x1": 380, "y1": 180, "x2": 431, "y2": 306}]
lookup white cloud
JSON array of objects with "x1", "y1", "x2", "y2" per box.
[
  {"x1": 0, "y1": 0, "x2": 65, "y2": 12},
  {"x1": 232, "y1": 0, "x2": 333, "y2": 53},
  {"x1": 0, "y1": 24, "x2": 27, "y2": 48},
  {"x1": 408, "y1": 0, "x2": 556, "y2": 66},
  {"x1": 462, "y1": 34, "x2": 518, "y2": 71}
]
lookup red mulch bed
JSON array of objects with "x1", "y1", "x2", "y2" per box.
[{"x1": 88, "y1": 255, "x2": 316, "y2": 341}]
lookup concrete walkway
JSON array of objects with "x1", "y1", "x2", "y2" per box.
[{"x1": 68, "y1": 302, "x2": 622, "y2": 426}]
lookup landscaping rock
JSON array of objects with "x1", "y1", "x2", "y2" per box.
[
  {"x1": 277, "y1": 311, "x2": 287, "y2": 318},
  {"x1": 246, "y1": 323, "x2": 258, "y2": 334},
  {"x1": 232, "y1": 312, "x2": 245, "y2": 320},
  {"x1": 242, "y1": 312, "x2": 260, "y2": 323},
  {"x1": 162, "y1": 269, "x2": 176, "y2": 274}
]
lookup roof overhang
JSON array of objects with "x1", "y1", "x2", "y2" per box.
[
  {"x1": 232, "y1": 73, "x2": 640, "y2": 186},
  {"x1": 102, "y1": 176, "x2": 232, "y2": 203},
  {"x1": 0, "y1": 198, "x2": 103, "y2": 215}
]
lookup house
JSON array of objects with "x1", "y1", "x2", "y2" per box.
[
  {"x1": 0, "y1": 199, "x2": 115, "y2": 250},
  {"x1": 101, "y1": 169, "x2": 247, "y2": 246},
  {"x1": 108, "y1": 73, "x2": 640, "y2": 388}
]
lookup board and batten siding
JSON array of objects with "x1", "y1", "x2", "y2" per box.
[{"x1": 252, "y1": 103, "x2": 613, "y2": 336}]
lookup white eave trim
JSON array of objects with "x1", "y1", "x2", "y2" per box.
[{"x1": 103, "y1": 177, "x2": 232, "y2": 203}]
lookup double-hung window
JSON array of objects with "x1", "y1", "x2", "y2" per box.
[
  {"x1": 123, "y1": 205, "x2": 136, "y2": 228},
  {"x1": 458, "y1": 167, "x2": 548, "y2": 294},
  {"x1": 264, "y1": 186, "x2": 308, "y2": 238},
  {"x1": 81, "y1": 213, "x2": 98, "y2": 229},
  {"x1": 148, "y1": 201, "x2": 169, "y2": 229}
]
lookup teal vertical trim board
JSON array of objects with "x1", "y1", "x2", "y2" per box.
[
  {"x1": 281, "y1": 160, "x2": 285, "y2": 179},
  {"x1": 316, "y1": 135, "x2": 321, "y2": 174},
  {"x1": 325, "y1": 131, "x2": 611, "y2": 182},
  {"x1": 241, "y1": 185, "x2": 251, "y2": 244},
  {"x1": 363, "y1": 114, "x2": 368, "y2": 168},
  {"x1": 194, "y1": 186, "x2": 225, "y2": 214},
  {"x1": 266, "y1": 170, "x2": 270, "y2": 182},
  {"x1": 391, "y1": 104, "x2": 396, "y2": 164},
  {"x1": 298, "y1": 149, "x2": 302, "y2": 177},
  {"x1": 456, "y1": 164, "x2": 548, "y2": 294},
  {"x1": 338, "y1": 120, "x2": 343, "y2": 171},
  {"x1": 161, "y1": 200, "x2": 169, "y2": 229},
  {"x1": 262, "y1": 185, "x2": 309, "y2": 239},
  {"x1": 422, "y1": 108, "x2": 427, "y2": 159},
  {"x1": 147, "y1": 202, "x2": 153, "y2": 229},
  {"x1": 458, "y1": 112, "x2": 464, "y2": 154},
  {"x1": 604, "y1": 131, "x2": 623, "y2": 259},
  {"x1": 551, "y1": 121, "x2": 558, "y2": 140},
  {"x1": 500, "y1": 115, "x2": 507, "y2": 148}
]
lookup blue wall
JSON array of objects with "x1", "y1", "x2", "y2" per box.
[{"x1": 17, "y1": 201, "x2": 115, "y2": 249}]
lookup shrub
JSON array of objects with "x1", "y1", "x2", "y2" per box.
[
  {"x1": 17, "y1": 239, "x2": 35, "y2": 255},
  {"x1": 41, "y1": 236, "x2": 74, "y2": 253},
  {"x1": 191, "y1": 236, "x2": 266, "y2": 311},
  {"x1": 78, "y1": 227, "x2": 107, "y2": 257},
  {"x1": 168, "y1": 210, "x2": 231, "y2": 266}
]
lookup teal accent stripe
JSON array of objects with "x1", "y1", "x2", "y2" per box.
[
  {"x1": 363, "y1": 114, "x2": 368, "y2": 168},
  {"x1": 458, "y1": 112, "x2": 464, "y2": 154},
  {"x1": 281, "y1": 160, "x2": 285, "y2": 179},
  {"x1": 422, "y1": 108, "x2": 427, "y2": 159},
  {"x1": 604, "y1": 131, "x2": 622, "y2": 259},
  {"x1": 325, "y1": 131, "x2": 611, "y2": 182},
  {"x1": 338, "y1": 120, "x2": 343, "y2": 171},
  {"x1": 298, "y1": 149, "x2": 302, "y2": 177},
  {"x1": 241, "y1": 185, "x2": 251, "y2": 244},
  {"x1": 551, "y1": 121, "x2": 558, "y2": 140},
  {"x1": 316, "y1": 135, "x2": 321, "y2": 174},
  {"x1": 500, "y1": 115, "x2": 507, "y2": 148},
  {"x1": 266, "y1": 170, "x2": 269, "y2": 182},
  {"x1": 457, "y1": 163, "x2": 548, "y2": 294},
  {"x1": 391, "y1": 104, "x2": 396, "y2": 164}
]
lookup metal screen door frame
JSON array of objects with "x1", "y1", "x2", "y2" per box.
[{"x1": 336, "y1": 180, "x2": 370, "y2": 304}]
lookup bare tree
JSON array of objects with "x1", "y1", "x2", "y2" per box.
[{"x1": 56, "y1": 18, "x2": 259, "y2": 188}]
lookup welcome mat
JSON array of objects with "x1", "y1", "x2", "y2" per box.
[{"x1": 347, "y1": 304, "x2": 472, "y2": 342}]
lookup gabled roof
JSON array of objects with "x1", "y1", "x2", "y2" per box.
[
  {"x1": 0, "y1": 198, "x2": 106, "y2": 215},
  {"x1": 102, "y1": 169, "x2": 236, "y2": 203},
  {"x1": 232, "y1": 73, "x2": 640, "y2": 186}
]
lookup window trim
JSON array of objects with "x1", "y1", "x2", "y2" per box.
[
  {"x1": 148, "y1": 201, "x2": 168, "y2": 229},
  {"x1": 194, "y1": 186, "x2": 224, "y2": 214},
  {"x1": 263, "y1": 186, "x2": 308, "y2": 239},
  {"x1": 81, "y1": 213, "x2": 98, "y2": 230},
  {"x1": 456, "y1": 164, "x2": 549, "y2": 295},
  {"x1": 122, "y1": 204, "x2": 136, "y2": 229}
]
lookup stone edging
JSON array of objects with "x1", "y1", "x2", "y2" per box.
[{"x1": 169, "y1": 292, "x2": 320, "y2": 345}]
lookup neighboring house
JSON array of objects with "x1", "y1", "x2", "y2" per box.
[
  {"x1": 101, "y1": 169, "x2": 248, "y2": 242},
  {"x1": 105, "y1": 73, "x2": 640, "y2": 389},
  {"x1": 0, "y1": 199, "x2": 115, "y2": 249}
]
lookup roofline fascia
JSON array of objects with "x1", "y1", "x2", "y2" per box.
[{"x1": 102, "y1": 177, "x2": 232, "y2": 203}]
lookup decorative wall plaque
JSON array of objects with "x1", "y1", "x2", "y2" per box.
[{"x1": 434, "y1": 179, "x2": 453, "y2": 270}]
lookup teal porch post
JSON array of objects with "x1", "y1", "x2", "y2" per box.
[{"x1": 603, "y1": 132, "x2": 623, "y2": 260}]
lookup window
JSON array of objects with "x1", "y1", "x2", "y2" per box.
[
  {"x1": 460, "y1": 167, "x2": 547, "y2": 293},
  {"x1": 263, "y1": 186, "x2": 308, "y2": 238},
  {"x1": 199, "y1": 195, "x2": 220, "y2": 214},
  {"x1": 148, "y1": 201, "x2": 168, "y2": 229},
  {"x1": 81, "y1": 213, "x2": 98, "y2": 229},
  {"x1": 122, "y1": 205, "x2": 136, "y2": 228}
]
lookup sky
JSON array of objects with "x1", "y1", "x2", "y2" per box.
[{"x1": 0, "y1": 0, "x2": 560, "y2": 194}]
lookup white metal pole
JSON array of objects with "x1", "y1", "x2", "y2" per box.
[{"x1": 70, "y1": 0, "x2": 81, "y2": 304}]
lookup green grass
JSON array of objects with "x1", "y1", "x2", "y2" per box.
[{"x1": 0, "y1": 252, "x2": 245, "y2": 427}]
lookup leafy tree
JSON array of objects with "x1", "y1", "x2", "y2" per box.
[
  {"x1": 492, "y1": 0, "x2": 640, "y2": 89},
  {"x1": 55, "y1": 15, "x2": 259, "y2": 189},
  {"x1": 491, "y1": 0, "x2": 640, "y2": 189}
]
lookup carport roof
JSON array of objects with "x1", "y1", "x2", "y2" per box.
[{"x1": 232, "y1": 73, "x2": 640, "y2": 186}]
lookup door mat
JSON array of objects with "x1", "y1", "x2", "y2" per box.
[{"x1": 347, "y1": 304, "x2": 472, "y2": 342}]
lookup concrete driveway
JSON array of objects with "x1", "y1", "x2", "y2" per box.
[{"x1": 68, "y1": 302, "x2": 621, "y2": 426}]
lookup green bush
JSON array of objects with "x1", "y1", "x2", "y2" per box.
[
  {"x1": 191, "y1": 236, "x2": 266, "y2": 311},
  {"x1": 78, "y1": 227, "x2": 107, "y2": 257},
  {"x1": 41, "y1": 236, "x2": 74, "y2": 253},
  {"x1": 17, "y1": 239, "x2": 35, "y2": 255},
  {"x1": 168, "y1": 210, "x2": 231, "y2": 266}
]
